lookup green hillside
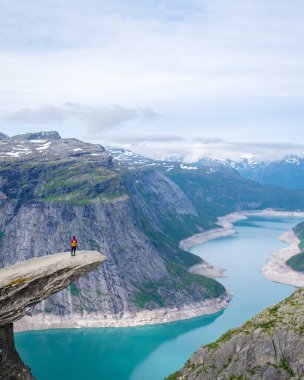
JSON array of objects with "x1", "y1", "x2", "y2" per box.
[{"x1": 286, "y1": 221, "x2": 304, "y2": 272}]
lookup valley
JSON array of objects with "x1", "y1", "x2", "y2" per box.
[{"x1": 1, "y1": 132, "x2": 304, "y2": 330}]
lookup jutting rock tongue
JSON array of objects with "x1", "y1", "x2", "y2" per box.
[{"x1": 0, "y1": 251, "x2": 106, "y2": 380}]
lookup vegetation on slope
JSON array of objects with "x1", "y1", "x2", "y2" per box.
[
  {"x1": 0, "y1": 152, "x2": 228, "y2": 312},
  {"x1": 169, "y1": 288, "x2": 304, "y2": 379},
  {"x1": 168, "y1": 169, "x2": 304, "y2": 221},
  {"x1": 130, "y1": 198, "x2": 226, "y2": 308},
  {"x1": 0, "y1": 159, "x2": 126, "y2": 205},
  {"x1": 286, "y1": 221, "x2": 304, "y2": 272}
]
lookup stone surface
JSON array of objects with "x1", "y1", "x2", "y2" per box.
[
  {"x1": 0, "y1": 251, "x2": 106, "y2": 326},
  {"x1": 173, "y1": 287, "x2": 304, "y2": 379},
  {"x1": 0, "y1": 251, "x2": 105, "y2": 380},
  {"x1": 0, "y1": 323, "x2": 34, "y2": 380}
]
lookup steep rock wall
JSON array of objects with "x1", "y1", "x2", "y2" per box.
[{"x1": 0, "y1": 134, "x2": 228, "y2": 326}]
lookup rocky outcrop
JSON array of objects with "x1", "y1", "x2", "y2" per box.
[
  {"x1": 172, "y1": 287, "x2": 304, "y2": 380},
  {"x1": 0, "y1": 251, "x2": 106, "y2": 380},
  {"x1": 0, "y1": 251, "x2": 106, "y2": 325}
]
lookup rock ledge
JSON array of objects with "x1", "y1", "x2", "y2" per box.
[{"x1": 0, "y1": 251, "x2": 106, "y2": 380}]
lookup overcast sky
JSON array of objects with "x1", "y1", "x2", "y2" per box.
[{"x1": 1, "y1": 0, "x2": 304, "y2": 161}]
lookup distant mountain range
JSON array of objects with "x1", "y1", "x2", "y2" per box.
[
  {"x1": 231, "y1": 155, "x2": 304, "y2": 189},
  {"x1": 107, "y1": 147, "x2": 304, "y2": 190}
]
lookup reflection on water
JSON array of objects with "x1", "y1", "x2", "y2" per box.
[{"x1": 15, "y1": 217, "x2": 303, "y2": 380}]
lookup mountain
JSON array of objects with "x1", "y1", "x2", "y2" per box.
[
  {"x1": 107, "y1": 146, "x2": 234, "y2": 175},
  {"x1": 232, "y1": 155, "x2": 304, "y2": 189},
  {"x1": 0, "y1": 133, "x2": 230, "y2": 327},
  {"x1": 2, "y1": 136, "x2": 304, "y2": 327},
  {"x1": 108, "y1": 147, "x2": 304, "y2": 191},
  {"x1": 169, "y1": 287, "x2": 304, "y2": 379},
  {"x1": 106, "y1": 146, "x2": 202, "y2": 173}
]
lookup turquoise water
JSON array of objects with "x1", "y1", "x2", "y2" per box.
[{"x1": 15, "y1": 216, "x2": 302, "y2": 380}]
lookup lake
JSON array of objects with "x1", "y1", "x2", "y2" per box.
[{"x1": 15, "y1": 216, "x2": 302, "y2": 380}]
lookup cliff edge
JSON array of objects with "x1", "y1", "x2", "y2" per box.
[
  {"x1": 0, "y1": 251, "x2": 106, "y2": 380},
  {"x1": 171, "y1": 287, "x2": 304, "y2": 380}
]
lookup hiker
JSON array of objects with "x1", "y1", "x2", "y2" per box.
[{"x1": 71, "y1": 236, "x2": 77, "y2": 256}]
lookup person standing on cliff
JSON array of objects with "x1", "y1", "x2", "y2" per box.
[{"x1": 71, "y1": 236, "x2": 77, "y2": 256}]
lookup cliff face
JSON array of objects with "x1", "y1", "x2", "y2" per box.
[
  {"x1": 0, "y1": 132, "x2": 228, "y2": 326},
  {"x1": 0, "y1": 251, "x2": 105, "y2": 380},
  {"x1": 173, "y1": 287, "x2": 304, "y2": 380},
  {"x1": 0, "y1": 323, "x2": 33, "y2": 380}
]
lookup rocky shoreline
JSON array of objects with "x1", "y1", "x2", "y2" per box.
[
  {"x1": 184, "y1": 209, "x2": 304, "y2": 287},
  {"x1": 261, "y1": 229, "x2": 304, "y2": 287},
  {"x1": 15, "y1": 291, "x2": 232, "y2": 332},
  {"x1": 179, "y1": 212, "x2": 247, "y2": 252},
  {"x1": 181, "y1": 209, "x2": 304, "y2": 253}
]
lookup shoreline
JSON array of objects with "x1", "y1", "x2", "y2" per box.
[
  {"x1": 180, "y1": 212, "x2": 248, "y2": 252},
  {"x1": 15, "y1": 291, "x2": 232, "y2": 332},
  {"x1": 181, "y1": 208, "x2": 304, "y2": 253},
  {"x1": 261, "y1": 229, "x2": 304, "y2": 287},
  {"x1": 183, "y1": 208, "x2": 304, "y2": 286}
]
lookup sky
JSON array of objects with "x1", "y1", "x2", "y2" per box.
[{"x1": 1, "y1": 0, "x2": 304, "y2": 161}]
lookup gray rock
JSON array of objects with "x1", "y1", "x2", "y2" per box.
[
  {"x1": 0, "y1": 323, "x2": 34, "y2": 380},
  {"x1": 173, "y1": 287, "x2": 304, "y2": 379},
  {"x1": 12, "y1": 131, "x2": 61, "y2": 141},
  {"x1": 0, "y1": 251, "x2": 106, "y2": 380},
  {"x1": 0, "y1": 250, "x2": 106, "y2": 325}
]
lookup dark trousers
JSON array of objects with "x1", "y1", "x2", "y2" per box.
[{"x1": 71, "y1": 247, "x2": 76, "y2": 256}]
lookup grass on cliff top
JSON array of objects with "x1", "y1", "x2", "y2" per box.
[
  {"x1": 6, "y1": 277, "x2": 28, "y2": 287},
  {"x1": 34, "y1": 163, "x2": 126, "y2": 205}
]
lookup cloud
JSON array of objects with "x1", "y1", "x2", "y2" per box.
[
  {"x1": 1, "y1": 0, "x2": 304, "y2": 152},
  {"x1": 195, "y1": 137, "x2": 225, "y2": 144},
  {"x1": 107, "y1": 134, "x2": 185, "y2": 144},
  {"x1": 7, "y1": 103, "x2": 160, "y2": 132},
  {"x1": 103, "y1": 136, "x2": 304, "y2": 163}
]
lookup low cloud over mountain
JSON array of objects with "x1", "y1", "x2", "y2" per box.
[{"x1": 8, "y1": 103, "x2": 159, "y2": 132}]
